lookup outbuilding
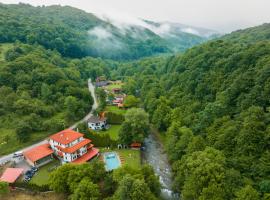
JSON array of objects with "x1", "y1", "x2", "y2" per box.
[
  {"x1": 0, "y1": 168, "x2": 24, "y2": 184},
  {"x1": 23, "y1": 143, "x2": 54, "y2": 167},
  {"x1": 130, "y1": 143, "x2": 142, "y2": 150}
]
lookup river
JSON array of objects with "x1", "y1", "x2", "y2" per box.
[{"x1": 142, "y1": 133, "x2": 179, "y2": 200}]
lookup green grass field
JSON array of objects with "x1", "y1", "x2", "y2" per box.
[
  {"x1": 116, "y1": 149, "x2": 141, "y2": 169},
  {"x1": 30, "y1": 160, "x2": 60, "y2": 186},
  {"x1": 97, "y1": 125, "x2": 121, "y2": 140},
  {"x1": 0, "y1": 129, "x2": 51, "y2": 156},
  {"x1": 104, "y1": 82, "x2": 124, "y2": 92},
  {"x1": 105, "y1": 105, "x2": 127, "y2": 115},
  {"x1": 0, "y1": 112, "x2": 73, "y2": 156}
]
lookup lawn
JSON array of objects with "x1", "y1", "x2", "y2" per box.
[
  {"x1": 0, "y1": 128, "x2": 51, "y2": 156},
  {"x1": 104, "y1": 82, "x2": 124, "y2": 92},
  {"x1": 30, "y1": 160, "x2": 60, "y2": 186},
  {"x1": 105, "y1": 105, "x2": 127, "y2": 115},
  {"x1": 0, "y1": 112, "x2": 74, "y2": 156},
  {"x1": 98, "y1": 125, "x2": 121, "y2": 140},
  {"x1": 117, "y1": 149, "x2": 141, "y2": 169}
]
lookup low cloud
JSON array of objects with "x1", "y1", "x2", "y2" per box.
[
  {"x1": 94, "y1": 12, "x2": 173, "y2": 37},
  {"x1": 88, "y1": 26, "x2": 113, "y2": 39},
  {"x1": 87, "y1": 25, "x2": 126, "y2": 54},
  {"x1": 93, "y1": 12, "x2": 216, "y2": 38},
  {"x1": 180, "y1": 27, "x2": 200, "y2": 36}
]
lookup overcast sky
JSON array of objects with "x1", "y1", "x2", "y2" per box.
[{"x1": 1, "y1": 0, "x2": 270, "y2": 32}]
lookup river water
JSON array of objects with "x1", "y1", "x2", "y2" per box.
[{"x1": 142, "y1": 134, "x2": 179, "y2": 200}]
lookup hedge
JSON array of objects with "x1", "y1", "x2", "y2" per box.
[{"x1": 105, "y1": 112, "x2": 124, "y2": 124}]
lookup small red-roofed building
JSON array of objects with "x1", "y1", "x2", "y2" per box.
[
  {"x1": 49, "y1": 129, "x2": 99, "y2": 164},
  {"x1": 112, "y1": 88, "x2": 122, "y2": 94},
  {"x1": 117, "y1": 103, "x2": 124, "y2": 109},
  {"x1": 23, "y1": 144, "x2": 54, "y2": 167},
  {"x1": 130, "y1": 142, "x2": 142, "y2": 149},
  {"x1": 0, "y1": 168, "x2": 24, "y2": 184}
]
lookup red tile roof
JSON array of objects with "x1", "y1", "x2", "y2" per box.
[
  {"x1": 130, "y1": 143, "x2": 142, "y2": 148},
  {"x1": 57, "y1": 151, "x2": 63, "y2": 157},
  {"x1": 72, "y1": 148, "x2": 99, "y2": 164},
  {"x1": 118, "y1": 103, "x2": 124, "y2": 107},
  {"x1": 0, "y1": 168, "x2": 24, "y2": 183},
  {"x1": 23, "y1": 143, "x2": 53, "y2": 163},
  {"x1": 50, "y1": 129, "x2": 84, "y2": 145},
  {"x1": 56, "y1": 139, "x2": 92, "y2": 154},
  {"x1": 113, "y1": 99, "x2": 123, "y2": 103}
]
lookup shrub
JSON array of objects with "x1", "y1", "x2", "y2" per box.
[{"x1": 0, "y1": 181, "x2": 9, "y2": 196}]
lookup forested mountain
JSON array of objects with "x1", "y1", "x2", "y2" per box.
[
  {"x1": 0, "y1": 3, "x2": 213, "y2": 60},
  {"x1": 119, "y1": 23, "x2": 270, "y2": 199},
  {"x1": 0, "y1": 42, "x2": 113, "y2": 154}
]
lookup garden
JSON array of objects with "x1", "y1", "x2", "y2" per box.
[
  {"x1": 104, "y1": 81, "x2": 124, "y2": 92},
  {"x1": 105, "y1": 105, "x2": 127, "y2": 115},
  {"x1": 116, "y1": 149, "x2": 141, "y2": 169},
  {"x1": 98, "y1": 124, "x2": 121, "y2": 140},
  {"x1": 30, "y1": 160, "x2": 60, "y2": 186}
]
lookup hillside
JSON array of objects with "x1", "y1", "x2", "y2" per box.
[
  {"x1": 0, "y1": 3, "x2": 213, "y2": 60},
  {"x1": 222, "y1": 23, "x2": 270, "y2": 44},
  {"x1": 0, "y1": 42, "x2": 100, "y2": 155},
  {"x1": 119, "y1": 23, "x2": 270, "y2": 199}
]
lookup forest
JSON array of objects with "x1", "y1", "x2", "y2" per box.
[
  {"x1": 119, "y1": 23, "x2": 270, "y2": 199},
  {"x1": 0, "y1": 3, "x2": 206, "y2": 60},
  {"x1": 0, "y1": 42, "x2": 113, "y2": 154},
  {"x1": 48, "y1": 162, "x2": 161, "y2": 200},
  {"x1": 0, "y1": 43, "x2": 91, "y2": 140}
]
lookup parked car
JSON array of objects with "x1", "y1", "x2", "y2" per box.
[
  {"x1": 31, "y1": 167, "x2": 38, "y2": 172},
  {"x1": 13, "y1": 151, "x2": 23, "y2": 158},
  {"x1": 25, "y1": 170, "x2": 35, "y2": 178},
  {"x1": 23, "y1": 177, "x2": 31, "y2": 182}
]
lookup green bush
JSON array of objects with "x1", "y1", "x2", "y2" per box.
[{"x1": 0, "y1": 181, "x2": 9, "y2": 196}]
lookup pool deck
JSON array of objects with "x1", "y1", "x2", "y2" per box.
[{"x1": 102, "y1": 152, "x2": 122, "y2": 171}]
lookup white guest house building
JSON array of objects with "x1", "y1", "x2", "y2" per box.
[
  {"x1": 87, "y1": 116, "x2": 107, "y2": 130},
  {"x1": 49, "y1": 129, "x2": 99, "y2": 164}
]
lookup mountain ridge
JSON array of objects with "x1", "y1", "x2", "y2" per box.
[{"x1": 0, "y1": 3, "x2": 216, "y2": 60}]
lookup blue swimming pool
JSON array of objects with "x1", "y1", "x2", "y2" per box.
[{"x1": 104, "y1": 152, "x2": 121, "y2": 171}]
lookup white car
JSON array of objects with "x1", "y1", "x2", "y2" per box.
[{"x1": 13, "y1": 151, "x2": 23, "y2": 158}]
